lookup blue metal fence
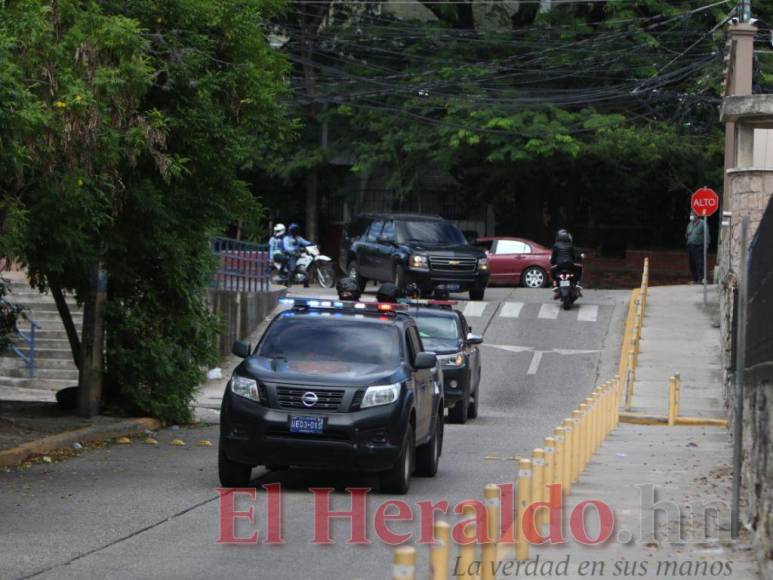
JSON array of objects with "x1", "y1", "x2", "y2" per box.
[
  {"x1": 1, "y1": 299, "x2": 39, "y2": 378},
  {"x1": 210, "y1": 237, "x2": 271, "y2": 292}
]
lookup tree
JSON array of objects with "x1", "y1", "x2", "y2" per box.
[{"x1": 0, "y1": 0, "x2": 293, "y2": 422}]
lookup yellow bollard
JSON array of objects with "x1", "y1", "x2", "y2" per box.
[
  {"x1": 531, "y1": 448, "x2": 546, "y2": 534},
  {"x1": 516, "y1": 458, "x2": 532, "y2": 562},
  {"x1": 613, "y1": 375, "x2": 622, "y2": 425},
  {"x1": 393, "y1": 546, "x2": 416, "y2": 580},
  {"x1": 430, "y1": 520, "x2": 450, "y2": 580},
  {"x1": 579, "y1": 403, "x2": 590, "y2": 471},
  {"x1": 480, "y1": 484, "x2": 500, "y2": 580},
  {"x1": 553, "y1": 427, "x2": 565, "y2": 497},
  {"x1": 456, "y1": 504, "x2": 479, "y2": 579},
  {"x1": 667, "y1": 375, "x2": 677, "y2": 426},
  {"x1": 624, "y1": 352, "x2": 635, "y2": 412},
  {"x1": 562, "y1": 418, "x2": 574, "y2": 495},
  {"x1": 571, "y1": 410, "x2": 583, "y2": 481},
  {"x1": 543, "y1": 437, "x2": 556, "y2": 525},
  {"x1": 674, "y1": 372, "x2": 681, "y2": 417}
]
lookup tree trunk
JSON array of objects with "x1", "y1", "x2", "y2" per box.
[
  {"x1": 49, "y1": 279, "x2": 81, "y2": 371},
  {"x1": 305, "y1": 168, "x2": 319, "y2": 242},
  {"x1": 78, "y1": 263, "x2": 107, "y2": 417}
]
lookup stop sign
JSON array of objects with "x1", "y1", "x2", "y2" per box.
[{"x1": 691, "y1": 187, "x2": 719, "y2": 217}]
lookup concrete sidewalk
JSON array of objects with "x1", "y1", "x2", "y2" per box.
[
  {"x1": 495, "y1": 285, "x2": 758, "y2": 578},
  {"x1": 630, "y1": 285, "x2": 725, "y2": 419}
]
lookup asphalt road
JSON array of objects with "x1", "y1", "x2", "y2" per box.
[{"x1": 0, "y1": 286, "x2": 629, "y2": 580}]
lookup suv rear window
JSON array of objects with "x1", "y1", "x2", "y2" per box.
[
  {"x1": 398, "y1": 220, "x2": 467, "y2": 245},
  {"x1": 260, "y1": 316, "x2": 402, "y2": 367}
]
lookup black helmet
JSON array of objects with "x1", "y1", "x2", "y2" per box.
[
  {"x1": 556, "y1": 229, "x2": 572, "y2": 243},
  {"x1": 433, "y1": 288, "x2": 450, "y2": 300},
  {"x1": 404, "y1": 283, "x2": 421, "y2": 299},
  {"x1": 288, "y1": 223, "x2": 300, "y2": 235},
  {"x1": 336, "y1": 277, "x2": 361, "y2": 301},
  {"x1": 376, "y1": 283, "x2": 399, "y2": 303}
]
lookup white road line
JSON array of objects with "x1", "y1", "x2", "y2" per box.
[
  {"x1": 527, "y1": 351, "x2": 543, "y2": 375},
  {"x1": 577, "y1": 304, "x2": 599, "y2": 322},
  {"x1": 538, "y1": 303, "x2": 560, "y2": 320},
  {"x1": 500, "y1": 302, "x2": 524, "y2": 318},
  {"x1": 463, "y1": 302, "x2": 488, "y2": 317}
]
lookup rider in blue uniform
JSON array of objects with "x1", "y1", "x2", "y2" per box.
[{"x1": 283, "y1": 223, "x2": 312, "y2": 287}]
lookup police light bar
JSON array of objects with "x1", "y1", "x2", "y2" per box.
[
  {"x1": 404, "y1": 299, "x2": 458, "y2": 309},
  {"x1": 279, "y1": 297, "x2": 408, "y2": 314}
]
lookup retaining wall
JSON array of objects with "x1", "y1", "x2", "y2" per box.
[{"x1": 207, "y1": 288, "x2": 285, "y2": 357}]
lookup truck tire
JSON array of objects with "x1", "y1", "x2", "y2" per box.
[
  {"x1": 416, "y1": 409, "x2": 443, "y2": 477},
  {"x1": 218, "y1": 441, "x2": 252, "y2": 487},
  {"x1": 380, "y1": 425, "x2": 413, "y2": 494},
  {"x1": 348, "y1": 261, "x2": 367, "y2": 292}
]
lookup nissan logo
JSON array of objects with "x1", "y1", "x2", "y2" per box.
[{"x1": 301, "y1": 391, "x2": 319, "y2": 407}]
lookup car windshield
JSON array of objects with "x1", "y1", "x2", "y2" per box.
[
  {"x1": 398, "y1": 221, "x2": 467, "y2": 245},
  {"x1": 414, "y1": 312, "x2": 459, "y2": 341},
  {"x1": 259, "y1": 316, "x2": 402, "y2": 368}
]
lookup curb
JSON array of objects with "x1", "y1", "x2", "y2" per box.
[{"x1": 0, "y1": 417, "x2": 162, "y2": 468}]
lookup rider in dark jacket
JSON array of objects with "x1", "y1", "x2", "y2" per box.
[{"x1": 550, "y1": 229, "x2": 583, "y2": 292}]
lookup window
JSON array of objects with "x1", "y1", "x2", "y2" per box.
[
  {"x1": 380, "y1": 220, "x2": 396, "y2": 242},
  {"x1": 474, "y1": 239, "x2": 493, "y2": 252},
  {"x1": 414, "y1": 312, "x2": 460, "y2": 341},
  {"x1": 366, "y1": 220, "x2": 384, "y2": 242},
  {"x1": 495, "y1": 240, "x2": 531, "y2": 255},
  {"x1": 406, "y1": 327, "x2": 424, "y2": 365},
  {"x1": 260, "y1": 317, "x2": 401, "y2": 368},
  {"x1": 397, "y1": 220, "x2": 467, "y2": 244}
]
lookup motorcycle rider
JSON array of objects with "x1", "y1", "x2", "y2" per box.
[
  {"x1": 376, "y1": 282, "x2": 400, "y2": 303},
  {"x1": 283, "y1": 223, "x2": 312, "y2": 287},
  {"x1": 268, "y1": 223, "x2": 287, "y2": 283},
  {"x1": 550, "y1": 229, "x2": 583, "y2": 296},
  {"x1": 336, "y1": 277, "x2": 362, "y2": 302}
]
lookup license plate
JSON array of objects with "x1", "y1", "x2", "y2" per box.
[
  {"x1": 289, "y1": 415, "x2": 324, "y2": 434},
  {"x1": 559, "y1": 280, "x2": 571, "y2": 287},
  {"x1": 445, "y1": 283, "x2": 461, "y2": 291}
]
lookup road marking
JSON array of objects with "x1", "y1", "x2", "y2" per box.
[
  {"x1": 577, "y1": 304, "x2": 599, "y2": 322},
  {"x1": 527, "y1": 351, "x2": 543, "y2": 375},
  {"x1": 463, "y1": 302, "x2": 488, "y2": 317},
  {"x1": 538, "y1": 303, "x2": 560, "y2": 320},
  {"x1": 481, "y1": 344, "x2": 534, "y2": 354},
  {"x1": 500, "y1": 302, "x2": 524, "y2": 318}
]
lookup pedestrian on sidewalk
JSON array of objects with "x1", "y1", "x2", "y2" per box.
[{"x1": 685, "y1": 213, "x2": 709, "y2": 284}]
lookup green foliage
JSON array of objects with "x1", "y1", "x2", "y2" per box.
[{"x1": 0, "y1": 0, "x2": 293, "y2": 422}]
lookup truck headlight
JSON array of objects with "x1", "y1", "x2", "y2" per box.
[
  {"x1": 231, "y1": 375, "x2": 262, "y2": 402},
  {"x1": 438, "y1": 352, "x2": 465, "y2": 367},
  {"x1": 409, "y1": 255, "x2": 429, "y2": 271},
  {"x1": 361, "y1": 383, "x2": 401, "y2": 408},
  {"x1": 478, "y1": 258, "x2": 489, "y2": 271}
]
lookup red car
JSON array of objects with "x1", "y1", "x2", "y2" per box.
[{"x1": 473, "y1": 237, "x2": 553, "y2": 288}]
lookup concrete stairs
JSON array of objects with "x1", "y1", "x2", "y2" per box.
[{"x1": 1, "y1": 281, "x2": 81, "y2": 399}]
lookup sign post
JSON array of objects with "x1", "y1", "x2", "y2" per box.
[{"x1": 690, "y1": 187, "x2": 719, "y2": 305}]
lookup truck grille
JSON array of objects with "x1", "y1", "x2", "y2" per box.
[
  {"x1": 276, "y1": 386, "x2": 345, "y2": 411},
  {"x1": 429, "y1": 256, "x2": 478, "y2": 273}
]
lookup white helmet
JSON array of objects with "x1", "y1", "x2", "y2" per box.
[{"x1": 273, "y1": 223, "x2": 286, "y2": 236}]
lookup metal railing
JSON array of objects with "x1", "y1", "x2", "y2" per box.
[
  {"x1": 1, "y1": 299, "x2": 40, "y2": 378},
  {"x1": 210, "y1": 237, "x2": 270, "y2": 293}
]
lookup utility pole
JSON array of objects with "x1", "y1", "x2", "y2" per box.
[{"x1": 78, "y1": 263, "x2": 107, "y2": 417}]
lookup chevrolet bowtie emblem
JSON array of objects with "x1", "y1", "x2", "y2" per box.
[{"x1": 448, "y1": 260, "x2": 460, "y2": 265}]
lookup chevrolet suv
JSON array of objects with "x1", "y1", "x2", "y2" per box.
[
  {"x1": 339, "y1": 213, "x2": 490, "y2": 300},
  {"x1": 218, "y1": 298, "x2": 445, "y2": 494}
]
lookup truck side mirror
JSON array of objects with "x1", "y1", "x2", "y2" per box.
[{"x1": 232, "y1": 340, "x2": 252, "y2": 359}]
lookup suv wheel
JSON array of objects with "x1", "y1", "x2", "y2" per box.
[
  {"x1": 393, "y1": 264, "x2": 407, "y2": 293},
  {"x1": 416, "y1": 409, "x2": 443, "y2": 477},
  {"x1": 380, "y1": 424, "x2": 413, "y2": 494},
  {"x1": 348, "y1": 261, "x2": 367, "y2": 292},
  {"x1": 469, "y1": 285, "x2": 485, "y2": 301},
  {"x1": 218, "y1": 441, "x2": 252, "y2": 487},
  {"x1": 448, "y1": 395, "x2": 468, "y2": 424}
]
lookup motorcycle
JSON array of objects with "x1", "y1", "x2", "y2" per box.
[
  {"x1": 287, "y1": 245, "x2": 336, "y2": 288},
  {"x1": 555, "y1": 269, "x2": 580, "y2": 310}
]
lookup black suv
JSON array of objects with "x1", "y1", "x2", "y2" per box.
[
  {"x1": 407, "y1": 301, "x2": 483, "y2": 424},
  {"x1": 219, "y1": 298, "x2": 444, "y2": 494},
  {"x1": 339, "y1": 214, "x2": 490, "y2": 301}
]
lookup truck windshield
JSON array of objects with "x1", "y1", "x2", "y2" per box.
[
  {"x1": 398, "y1": 221, "x2": 467, "y2": 245},
  {"x1": 259, "y1": 316, "x2": 402, "y2": 368},
  {"x1": 414, "y1": 312, "x2": 459, "y2": 341}
]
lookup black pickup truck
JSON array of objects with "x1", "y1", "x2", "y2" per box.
[{"x1": 339, "y1": 213, "x2": 490, "y2": 301}]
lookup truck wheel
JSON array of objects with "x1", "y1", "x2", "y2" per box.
[
  {"x1": 467, "y1": 390, "x2": 479, "y2": 419},
  {"x1": 448, "y1": 397, "x2": 468, "y2": 424},
  {"x1": 380, "y1": 425, "x2": 413, "y2": 494},
  {"x1": 469, "y1": 285, "x2": 485, "y2": 301},
  {"x1": 416, "y1": 410, "x2": 443, "y2": 477},
  {"x1": 218, "y1": 442, "x2": 252, "y2": 487},
  {"x1": 348, "y1": 261, "x2": 367, "y2": 292}
]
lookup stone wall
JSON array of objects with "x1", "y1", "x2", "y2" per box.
[
  {"x1": 718, "y1": 171, "x2": 773, "y2": 575},
  {"x1": 207, "y1": 288, "x2": 285, "y2": 357}
]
